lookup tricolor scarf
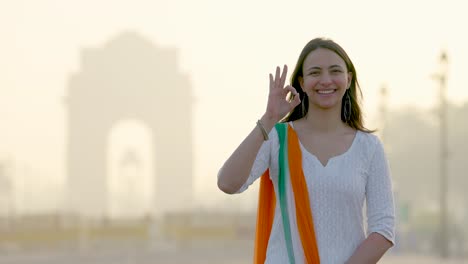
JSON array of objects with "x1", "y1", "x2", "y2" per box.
[{"x1": 254, "y1": 123, "x2": 320, "y2": 264}]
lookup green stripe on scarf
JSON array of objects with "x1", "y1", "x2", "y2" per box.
[{"x1": 276, "y1": 123, "x2": 295, "y2": 264}]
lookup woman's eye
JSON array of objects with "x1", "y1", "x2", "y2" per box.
[
  {"x1": 332, "y1": 69, "x2": 342, "y2": 73},
  {"x1": 310, "y1": 71, "x2": 320, "y2": 76}
]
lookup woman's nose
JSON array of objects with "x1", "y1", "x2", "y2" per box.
[{"x1": 319, "y1": 73, "x2": 333, "y2": 86}]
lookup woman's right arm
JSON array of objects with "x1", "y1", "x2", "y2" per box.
[
  {"x1": 217, "y1": 115, "x2": 276, "y2": 194},
  {"x1": 217, "y1": 65, "x2": 300, "y2": 194}
]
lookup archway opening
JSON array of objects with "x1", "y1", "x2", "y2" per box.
[{"x1": 106, "y1": 119, "x2": 155, "y2": 220}]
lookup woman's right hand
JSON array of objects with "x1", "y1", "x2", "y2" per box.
[
  {"x1": 218, "y1": 66, "x2": 300, "y2": 194},
  {"x1": 264, "y1": 65, "x2": 301, "y2": 122}
]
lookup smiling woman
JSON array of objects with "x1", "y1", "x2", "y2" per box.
[
  {"x1": 284, "y1": 38, "x2": 368, "y2": 132},
  {"x1": 217, "y1": 38, "x2": 395, "y2": 264},
  {"x1": 300, "y1": 50, "x2": 351, "y2": 110}
]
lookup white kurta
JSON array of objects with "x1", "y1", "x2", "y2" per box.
[{"x1": 236, "y1": 122, "x2": 395, "y2": 264}]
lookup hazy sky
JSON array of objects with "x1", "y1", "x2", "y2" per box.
[{"x1": 1, "y1": 0, "x2": 467, "y2": 213}]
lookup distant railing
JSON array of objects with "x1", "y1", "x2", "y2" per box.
[
  {"x1": 0, "y1": 211, "x2": 257, "y2": 250},
  {"x1": 0, "y1": 214, "x2": 151, "y2": 249},
  {"x1": 161, "y1": 211, "x2": 256, "y2": 242}
]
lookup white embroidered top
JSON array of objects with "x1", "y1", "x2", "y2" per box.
[{"x1": 236, "y1": 123, "x2": 395, "y2": 264}]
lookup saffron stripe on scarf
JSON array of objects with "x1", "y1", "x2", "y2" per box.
[
  {"x1": 287, "y1": 124, "x2": 320, "y2": 263},
  {"x1": 253, "y1": 170, "x2": 276, "y2": 264}
]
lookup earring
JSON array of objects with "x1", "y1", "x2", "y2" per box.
[
  {"x1": 343, "y1": 90, "x2": 351, "y2": 122},
  {"x1": 301, "y1": 94, "x2": 307, "y2": 117}
]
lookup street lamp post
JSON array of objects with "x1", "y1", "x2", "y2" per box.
[{"x1": 433, "y1": 51, "x2": 449, "y2": 258}]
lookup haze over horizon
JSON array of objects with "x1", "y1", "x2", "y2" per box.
[{"x1": 1, "y1": 0, "x2": 467, "y2": 214}]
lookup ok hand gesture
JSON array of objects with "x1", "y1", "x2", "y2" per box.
[{"x1": 265, "y1": 65, "x2": 301, "y2": 122}]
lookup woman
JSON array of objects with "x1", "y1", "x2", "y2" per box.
[{"x1": 217, "y1": 38, "x2": 395, "y2": 264}]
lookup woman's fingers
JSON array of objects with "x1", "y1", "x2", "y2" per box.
[
  {"x1": 269, "y1": 73, "x2": 274, "y2": 91},
  {"x1": 270, "y1": 65, "x2": 288, "y2": 90},
  {"x1": 279, "y1": 65, "x2": 288, "y2": 88},
  {"x1": 285, "y1": 85, "x2": 301, "y2": 106},
  {"x1": 274, "y1": 66, "x2": 281, "y2": 88}
]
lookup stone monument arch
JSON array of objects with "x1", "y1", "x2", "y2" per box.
[{"x1": 65, "y1": 31, "x2": 193, "y2": 219}]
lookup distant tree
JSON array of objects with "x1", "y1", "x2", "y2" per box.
[
  {"x1": 384, "y1": 101, "x2": 468, "y2": 233},
  {"x1": 384, "y1": 107, "x2": 439, "y2": 206}
]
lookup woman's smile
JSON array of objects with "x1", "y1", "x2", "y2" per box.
[{"x1": 316, "y1": 89, "x2": 337, "y2": 95}]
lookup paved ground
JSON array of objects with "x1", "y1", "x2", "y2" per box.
[{"x1": 0, "y1": 239, "x2": 466, "y2": 264}]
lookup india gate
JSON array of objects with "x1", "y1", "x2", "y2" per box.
[{"x1": 65, "y1": 31, "x2": 193, "y2": 219}]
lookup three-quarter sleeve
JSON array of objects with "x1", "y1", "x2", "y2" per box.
[
  {"x1": 235, "y1": 128, "x2": 277, "y2": 193},
  {"x1": 365, "y1": 138, "x2": 396, "y2": 245}
]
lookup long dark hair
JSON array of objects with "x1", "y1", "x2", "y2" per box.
[{"x1": 283, "y1": 37, "x2": 374, "y2": 133}]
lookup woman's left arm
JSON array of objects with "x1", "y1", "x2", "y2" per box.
[
  {"x1": 345, "y1": 232, "x2": 393, "y2": 264},
  {"x1": 347, "y1": 137, "x2": 396, "y2": 263}
]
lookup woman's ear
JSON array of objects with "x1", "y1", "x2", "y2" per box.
[
  {"x1": 347, "y1": 72, "x2": 353, "y2": 89},
  {"x1": 299, "y1": 76, "x2": 304, "y2": 89}
]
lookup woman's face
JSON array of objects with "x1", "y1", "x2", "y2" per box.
[{"x1": 300, "y1": 48, "x2": 352, "y2": 111}]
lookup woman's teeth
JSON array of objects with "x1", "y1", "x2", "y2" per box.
[{"x1": 317, "y1": 90, "x2": 335, "y2": 94}]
